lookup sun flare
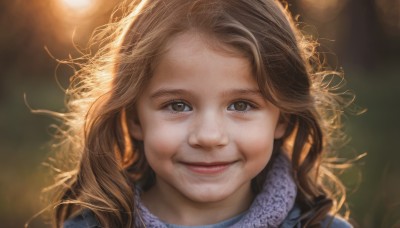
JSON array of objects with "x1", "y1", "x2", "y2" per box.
[{"x1": 61, "y1": 0, "x2": 94, "y2": 11}]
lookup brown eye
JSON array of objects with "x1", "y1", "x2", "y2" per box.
[
  {"x1": 170, "y1": 102, "x2": 191, "y2": 112},
  {"x1": 228, "y1": 101, "x2": 251, "y2": 112}
]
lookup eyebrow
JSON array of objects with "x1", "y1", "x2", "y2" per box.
[
  {"x1": 149, "y1": 88, "x2": 263, "y2": 99},
  {"x1": 221, "y1": 88, "x2": 263, "y2": 98},
  {"x1": 150, "y1": 89, "x2": 190, "y2": 99}
]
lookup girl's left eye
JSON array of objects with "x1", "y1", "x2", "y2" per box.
[{"x1": 227, "y1": 101, "x2": 253, "y2": 112}]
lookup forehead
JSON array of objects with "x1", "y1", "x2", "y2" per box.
[
  {"x1": 143, "y1": 31, "x2": 259, "y2": 94},
  {"x1": 158, "y1": 32, "x2": 251, "y2": 75},
  {"x1": 162, "y1": 30, "x2": 247, "y2": 61}
]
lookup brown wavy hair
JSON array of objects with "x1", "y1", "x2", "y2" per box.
[{"x1": 43, "y1": 0, "x2": 354, "y2": 227}]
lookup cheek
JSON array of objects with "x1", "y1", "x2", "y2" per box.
[
  {"x1": 237, "y1": 119, "x2": 276, "y2": 150},
  {"x1": 241, "y1": 131, "x2": 275, "y2": 158},
  {"x1": 235, "y1": 123, "x2": 276, "y2": 169},
  {"x1": 142, "y1": 120, "x2": 186, "y2": 159}
]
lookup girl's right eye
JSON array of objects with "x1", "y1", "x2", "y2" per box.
[{"x1": 167, "y1": 101, "x2": 192, "y2": 112}]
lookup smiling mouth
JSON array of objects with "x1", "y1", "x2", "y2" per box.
[{"x1": 181, "y1": 161, "x2": 235, "y2": 175}]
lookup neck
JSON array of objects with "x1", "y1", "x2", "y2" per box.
[{"x1": 141, "y1": 179, "x2": 254, "y2": 226}]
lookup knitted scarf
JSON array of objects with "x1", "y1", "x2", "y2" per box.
[{"x1": 134, "y1": 154, "x2": 297, "y2": 228}]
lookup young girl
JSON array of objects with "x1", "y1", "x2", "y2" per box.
[{"x1": 49, "y1": 0, "x2": 353, "y2": 227}]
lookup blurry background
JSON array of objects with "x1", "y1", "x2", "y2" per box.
[{"x1": 0, "y1": 0, "x2": 399, "y2": 227}]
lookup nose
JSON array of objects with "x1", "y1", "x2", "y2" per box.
[{"x1": 188, "y1": 111, "x2": 229, "y2": 149}]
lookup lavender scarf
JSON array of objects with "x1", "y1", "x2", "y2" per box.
[{"x1": 134, "y1": 154, "x2": 297, "y2": 228}]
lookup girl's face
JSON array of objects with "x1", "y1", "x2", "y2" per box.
[{"x1": 132, "y1": 32, "x2": 286, "y2": 207}]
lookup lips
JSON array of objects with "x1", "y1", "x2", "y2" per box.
[{"x1": 181, "y1": 161, "x2": 235, "y2": 175}]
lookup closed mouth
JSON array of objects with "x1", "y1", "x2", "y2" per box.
[{"x1": 181, "y1": 161, "x2": 236, "y2": 174}]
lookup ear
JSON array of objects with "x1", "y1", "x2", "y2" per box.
[
  {"x1": 128, "y1": 112, "x2": 144, "y2": 141},
  {"x1": 274, "y1": 114, "x2": 288, "y2": 139},
  {"x1": 130, "y1": 121, "x2": 143, "y2": 140}
]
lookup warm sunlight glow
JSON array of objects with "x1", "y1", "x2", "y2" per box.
[
  {"x1": 299, "y1": 0, "x2": 348, "y2": 22},
  {"x1": 51, "y1": 0, "x2": 116, "y2": 42},
  {"x1": 61, "y1": 0, "x2": 94, "y2": 11},
  {"x1": 376, "y1": 0, "x2": 400, "y2": 35}
]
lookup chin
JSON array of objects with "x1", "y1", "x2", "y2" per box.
[
  {"x1": 182, "y1": 186, "x2": 236, "y2": 203},
  {"x1": 188, "y1": 193, "x2": 230, "y2": 203}
]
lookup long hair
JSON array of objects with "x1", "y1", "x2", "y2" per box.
[{"x1": 47, "y1": 0, "x2": 352, "y2": 227}]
